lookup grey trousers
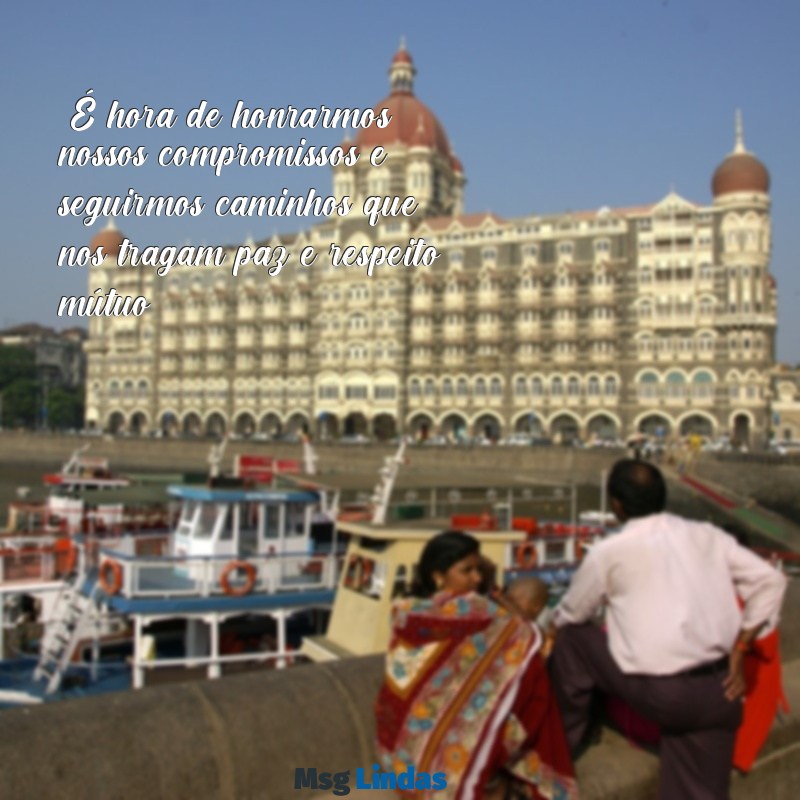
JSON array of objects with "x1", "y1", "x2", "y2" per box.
[{"x1": 550, "y1": 623, "x2": 743, "y2": 800}]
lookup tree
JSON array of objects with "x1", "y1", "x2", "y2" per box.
[
  {"x1": 47, "y1": 387, "x2": 84, "y2": 430},
  {"x1": 1, "y1": 378, "x2": 38, "y2": 428},
  {"x1": 0, "y1": 346, "x2": 36, "y2": 389}
]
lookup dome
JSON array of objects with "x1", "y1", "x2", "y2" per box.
[
  {"x1": 712, "y1": 152, "x2": 770, "y2": 197},
  {"x1": 90, "y1": 222, "x2": 125, "y2": 259},
  {"x1": 712, "y1": 111, "x2": 770, "y2": 198},
  {"x1": 356, "y1": 43, "x2": 453, "y2": 160}
]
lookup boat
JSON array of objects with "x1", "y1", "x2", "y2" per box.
[
  {"x1": 0, "y1": 469, "x2": 343, "y2": 706},
  {"x1": 3, "y1": 445, "x2": 176, "y2": 538},
  {"x1": 0, "y1": 439, "x2": 610, "y2": 705},
  {"x1": 301, "y1": 513, "x2": 606, "y2": 662}
]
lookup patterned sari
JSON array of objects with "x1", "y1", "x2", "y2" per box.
[{"x1": 375, "y1": 592, "x2": 578, "y2": 800}]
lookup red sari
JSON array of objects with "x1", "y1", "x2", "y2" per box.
[{"x1": 375, "y1": 592, "x2": 577, "y2": 800}]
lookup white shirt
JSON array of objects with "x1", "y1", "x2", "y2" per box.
[{"x1": 553, "y1": 512, "x2": 787, "y2": 675}]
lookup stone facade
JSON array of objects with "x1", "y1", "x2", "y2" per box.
[{"x1": 84, "y1": 47, "x2": 778, "y2": 447}]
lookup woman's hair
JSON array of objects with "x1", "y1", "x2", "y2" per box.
[{"x1": 412, "y1": 530, "x2": 480, "y2": 597}]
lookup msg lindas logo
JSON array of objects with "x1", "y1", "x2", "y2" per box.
[{"x1": 294, "y1": 765, "x2": 447, "y2": 795}]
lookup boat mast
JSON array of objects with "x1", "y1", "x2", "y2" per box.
[{"x1": 370, "y1": 440, "x2": 407, "y2": 525}]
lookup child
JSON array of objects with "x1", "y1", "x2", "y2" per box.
[{"x1": 505, "y1": 576, "x2": 550, "y2": 623}]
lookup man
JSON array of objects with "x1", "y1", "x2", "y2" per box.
[{"x1": 547, "y1": 459, "x2": 787, "y2": 799}]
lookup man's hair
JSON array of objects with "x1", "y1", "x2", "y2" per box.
[{"x1": 607, "y1": 459, "x2": 667, "y2": 518}]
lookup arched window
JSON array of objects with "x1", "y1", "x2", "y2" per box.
[
  {"x1": 604, "y1": 376, "x2": 617, "y2": 396},
  {"x1": 515, "y1": 377, "x2": 528, "y2": 397},
  {"x1": 551, "y1": 377, "x2": 563, "y2": 396},
  {"x1": 490, "y1": 377, "x2": 502, "y2": 396},
  {"x1": 475, "y1": 378, "x2": 487, "y2": 396},
  {"x1": 567, "y1": 377, "x2": 580, "y2": 396},
  {"x1": 409, "y1": 379, "x2": 421, "y2": 397},
  {"x1": 665, "y1": 372, "x2": 687, "y2": 399},
  {"x1": 587, "y1": 376, "x2": 600, "y2": 396},
  {"x1": 692, "y1": 371, "x2": 714, "y2": 399},
  {"x1": 424, "y1": 378, "x2": 436, "y2": 397},
  {"x1": 531, "y1": 377, "x2": 543, "y2": 397},
  {"x1": 457, "y1": 378, "x2": 469, "y2": 397},
  {"x1": 442, "y1": 378, "x2": 453, "y2": 396}
]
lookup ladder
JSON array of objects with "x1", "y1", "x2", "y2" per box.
[{"x1": 33, "y1": 573, "x2": 98, "y2": 695}]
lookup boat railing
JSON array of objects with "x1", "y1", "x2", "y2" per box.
[
  {"x1": 95, "y1": 547, "x2": 346, "y2": 600},
  {"x1": 0, "y1": 537, "x2": 73, "y2": 585},
  {"x1": 505, "y1": 527, "x2": 605, "y2": 572}
]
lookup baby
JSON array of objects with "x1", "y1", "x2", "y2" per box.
[{"x1": 504, "y1": 576, "x2": 550, "y2": 623}]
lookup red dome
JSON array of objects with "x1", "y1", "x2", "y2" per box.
[
  {"x1": 90, "y1": 226, "x2": 125, "y2": 259},
  {"x1": 451, "y1": 155, "x2": 464, "y2": 173},
  {"x1": 358, "y1": 93, "x2": 452, "y2": 158},
  {"x1": 392, "y1": 49, "x2": 413, "y2": 65},
  {"x1": 712, "y1": 152, "x2": 770, "y2": 197}
]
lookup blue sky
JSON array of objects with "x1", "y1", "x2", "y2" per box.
[{"x1": 1, "y1": 0, "x2": 798, "y2": 361}]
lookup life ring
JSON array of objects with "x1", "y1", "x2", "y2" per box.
[
  {"x1": 99, "y1": 558, "x2": 123, "y2": 595},
  {"x1": 344, "y1": 555, "x2": 373, "y2": 590},
  {"x1": 515, "y1": 542, "x2": 538, "y2": 569},
  {"x1": 220, "y1": 560, "x2": 257, "y2": 596}
]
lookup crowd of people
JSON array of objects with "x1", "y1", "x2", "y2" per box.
[{"x1": 375, "y1": 459, "x2": 788, "y2": 800}]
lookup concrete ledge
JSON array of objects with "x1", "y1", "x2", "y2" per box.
[{"x1": 0, "y1": 651, "x2": 798, "y2": 800}]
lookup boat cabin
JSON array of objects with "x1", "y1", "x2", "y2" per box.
[
  {"x1": 170, "y1": 484, "x2": 331, "y2": 562},
  {"x1": 302, "y1": 522, "x2": 526, "y2": 662}
]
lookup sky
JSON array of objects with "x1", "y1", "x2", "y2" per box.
[{"x1": 1, "y1": 0, "x2": 799, "y2": 362}]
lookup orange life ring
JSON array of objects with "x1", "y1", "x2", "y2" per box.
[
  {"x1": 99, "y1": 558, "x2": 123, "y2": 595},
  {"x1": 515, "y1": 542, "x2": 538, "y2": 569},
  {"x1": 220, "y1": 560, "x2": 257, "y2": 596}
]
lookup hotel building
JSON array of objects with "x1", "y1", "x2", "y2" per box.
[{"x1": 84, "y1": 45, "x2": 777, "y2": 447}]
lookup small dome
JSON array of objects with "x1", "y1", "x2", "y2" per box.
[
  {"x1": 451, "y1": 154, "x2": 464, "y2": 174},
  {"x1": 712, "y1": 111, "x2": 770, "y2": 198},
  {"x1": 712, "y1": 152, "x2": 770, "y2": 197},
  {"x1": 357, "y1": 44, "x2": 453, "y2": 160},
  {"x1": 90, "y1": 222, "x2": 125, "y2": 259},
  {"x1": 392, "y1": 48, "x2": 413, "y2": 65}
]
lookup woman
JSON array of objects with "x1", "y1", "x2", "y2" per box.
[{"x1": 375, "y1": 531, "x2": 577, "y2": 800}]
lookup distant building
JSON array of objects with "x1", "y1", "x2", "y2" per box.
[
  {"x1": 0, "y1": 323, "x2": 86, "y2": 389},
  {"x1": 771, "y1": 366, "x2": 800, "y2": 442},
  {"x1": 84, "y1": 45, "x2": 776, "y2": 447}
]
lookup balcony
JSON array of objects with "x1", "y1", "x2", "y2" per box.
[
  {"x1": 443, "y1": 294, "x2": 466, "y2": 310},
  {"x1": 476, "y1": 292, "x2": 502, "y2": 309},
  {"x1": 411, "y1": 295, "x2": 433, "y2": 312}
]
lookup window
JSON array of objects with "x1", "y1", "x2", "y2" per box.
[
  {"x1": 587, "y1": 376, "x2": 600, "y2": 396},
  {"x1": 551, "y1": 377, "x2": 563, "y2": 396},
  {"x1": 345, "y1": 385, "x2": 368, "y2": 400},
  {"x1": 490, "y1": 377, "x2": 502, "y2": 396},
  {"x1": 475, "y1": 378, "x2": 487, "y2": 396},
  {"x1": 374, "y1": 385, "x2": 396, "y2": 400},
  {"x1": 604, "y1": 377, "x2": 617, "y2": 396},
  {"x1": 515, "y1": 377, "x2": 527, "y2": 397},
  {"x1": 567, "y1": 377, "x2": 580, "y2": 396}
]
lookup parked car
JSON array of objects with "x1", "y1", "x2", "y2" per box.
[{"x1": 500, "y1": 433, "x2": 534, "y2": 446}]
